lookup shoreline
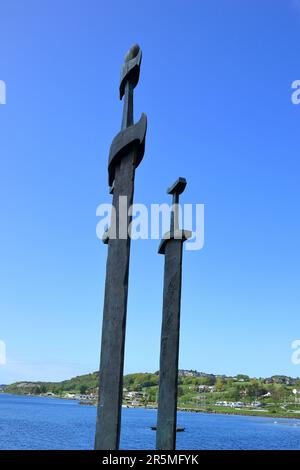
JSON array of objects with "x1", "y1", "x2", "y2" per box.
[
  {"x1": 2, "y1": 392, "x2": 300, "y2": 421},
  {"x1": 176, "y1": 407, "x2": 300, "y2": 420}
]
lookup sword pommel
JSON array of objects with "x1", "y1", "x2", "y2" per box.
[
  {"x1": 125, "y1": 44, "x2": 140, "y2": 63},
  {"x1": 120, "y1": 44, "x2": 142, "y2": 99},
  {"x1": 167, "y1": 177, "x2": 187, "y2": 196}
]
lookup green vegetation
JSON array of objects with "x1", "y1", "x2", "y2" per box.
[
  {"x1": 5, "y1": 371, "x2": 99, "y2": 396},
  {"x1": 123, "y1": 373, "x2": 159, "y2": 391},
  {"x1": 3, "y1": 370, "x2": 300, "y2": 419}
]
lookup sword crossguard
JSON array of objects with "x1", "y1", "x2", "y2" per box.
[
  {"x1": 108, "y1": 113, "x2": 147, "y2": 187},
  {"x1": 102, "y1": 229, "x2": 110, "y2": 245}
]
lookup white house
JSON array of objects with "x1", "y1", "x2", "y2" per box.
[{"x1": 215, "y1": 401, "x2": 246, "y2": 408}]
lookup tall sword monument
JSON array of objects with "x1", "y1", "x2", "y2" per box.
[
  {"x1": 156, "y1": 177, "x2": 191, "y2": 450},
  {"x1": 95, "y1": 44, "x2": 147, "y2": 450}
]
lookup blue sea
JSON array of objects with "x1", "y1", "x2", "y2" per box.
[{"x1": 0, "y1": 394, "x2": 300, "y2": 450}]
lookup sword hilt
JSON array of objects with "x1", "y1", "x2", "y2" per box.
[
  {"x1": 167, "y1": 177, "x2": 187, "y2": 234},
  {"x1": 120, "y1": 44, "x2": 142, "y2": 130},
  {"x1": 107, "y1": 44, "x2": 147, "y2": 193}
]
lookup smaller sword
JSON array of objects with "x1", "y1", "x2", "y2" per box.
[{"x1": 156, "y1": 177, "x2": 191, "y2": 450}]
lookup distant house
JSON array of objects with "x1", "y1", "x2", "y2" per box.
[
  {"x1": 179, "y1": 370, "x2": 198, "y2": 377},
  {"x1": 125, "y1": 391, "x2": 144, "y2": 399},
  {"x1": 251, "y1": 401, "x2": 262, "y2": 408},
  {"x1": 198, "y1": 385, "x2": 215, "y2": 393},
  {"x1": 78, "y1": 394, "x2": 96, "y2": 400},
  {"x1": 131, "y1": 399, "x2": 141, "y2": 407},
  {"x1": 292, "y1": 389, "x2": 300, "y2": 395},
  {"x1": 123, "y1": 390, "x2": 145, "y2": 407},
  {"x1": 65, "y1": 393, "x2": 97, "y2": 401},
  {"x1": 265, "y1": 376, "x2": 292, "y2": 385},
  {"x1": 215, "y1": 401, "x2": 246, "y2": 408}
]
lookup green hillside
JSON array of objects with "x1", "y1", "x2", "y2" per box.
[
  {"x1": 5, "y1": 371, "x2": 100, "y2": 396},
  {"x1": 4, "y1": 370, "x2": 300, "y2": 409}
]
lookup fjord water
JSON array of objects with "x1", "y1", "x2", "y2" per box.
[{"x1": 1, "y1": 394, "x2": 300, "y2": 450}]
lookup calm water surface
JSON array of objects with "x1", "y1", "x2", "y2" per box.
[{"x1": 1, "y1": 394, "x2": 300, "y2": 450}]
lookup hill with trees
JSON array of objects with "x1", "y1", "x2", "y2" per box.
[{"x1": 3, "y1": 370, "x2": 300, "y2": 418}]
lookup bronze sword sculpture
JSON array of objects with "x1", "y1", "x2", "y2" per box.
[
  {"x1": 156, "y1": 177, "x2": 191, "y2": 450},
  {"x1": 95, "y1": 44, "x2": 147, "y2": 450}
]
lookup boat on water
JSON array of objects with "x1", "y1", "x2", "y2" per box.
[{"x1": 150, "y1": 426, "x2": 185, "y2": 432}]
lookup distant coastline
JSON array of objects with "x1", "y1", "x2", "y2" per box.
[
  {"x1": 2, "y1": 367, "x2": 300, "y2": 421},
  {"x1": 2, "y1": 392, "x2": 300, "y2": 421}
]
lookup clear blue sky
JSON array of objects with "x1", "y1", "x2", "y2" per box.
[{"x1": 1, "y1": 0, "x2": 300, "y2": 383}]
